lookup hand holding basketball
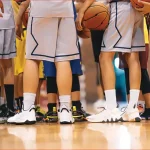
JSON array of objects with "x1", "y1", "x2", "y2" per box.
[
  {"x1": 135, "y1": 0, "x2": 150, "y2": 14},
  {"x1": 76, "y1": 12, "x2": 84, "y2": 31}
]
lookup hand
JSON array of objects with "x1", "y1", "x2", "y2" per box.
[
  {"x1": 135, "y1": 1, "x2": 150, "y2": 15},
  {"x1": 75, "y1": 12, "x2": 84, "y2": 31},
  {"x1": 16, "y1": 24, "x2": 24, "y2": 40},
  {"x1": 0, "y1": 13, "x2": 2, "y2": 17}
]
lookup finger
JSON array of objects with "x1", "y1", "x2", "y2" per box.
[{"x1": 0, "y1": 13, "x2": 3, "y2": 17}]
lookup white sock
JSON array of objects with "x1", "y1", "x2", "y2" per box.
[
  {"x1": 105, "y1": 89, "x2": 117, "y2": 110},
  {"x1": 128, "y1": 89, "x2": 140, "y2": 110},
  {"x1": 59, "y1": 95, "x2": 71, "y2": 109},
  {"x1": 23, "y1": 93, "x2": 36, "y2": 110}
]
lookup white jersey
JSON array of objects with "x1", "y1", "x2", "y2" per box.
[
  {"x1": 0, "y1": 0, "x2": 15, "y2": 29},
  {"x1": 30, "y1": 0, "x2": 74, "y2": 18}
]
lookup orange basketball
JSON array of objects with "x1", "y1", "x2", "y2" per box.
[
  {"x1": 130, "y1": 0, "x2": 144, "y2": 8},
  {"x1": 77, "y1": 28, "x2": 91, "y2": 39},
  {"x1": 23, "y1": 9, "x2": 29, "y2": 28},
  {"x1": 82, "y1": 2, "x2": 110, "y2": 31}
]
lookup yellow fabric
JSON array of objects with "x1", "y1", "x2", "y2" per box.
[
  {"x1": 144, "y1": 17, "x2": 149, "y2": 44},
  {"x1": 12, "y1": 1, "x2": 26, "y2": 75},
  {"x1": 39, "y1": 62, "x2": 44, "y2": 79},
  {"x1": 12, "y1": 1, "x2": 44, "y2": 78}
]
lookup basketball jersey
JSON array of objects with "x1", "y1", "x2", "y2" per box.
[
  {"x1": 0, "y1": 0, "x2": 15, "y2": 29},
  {"x1": 30, "y1": 0, "x2": 74, "y2": 18}
]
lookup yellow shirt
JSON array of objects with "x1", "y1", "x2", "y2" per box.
[{"x1": 144, "y1": 17, "x2": 149, "y2": 44}]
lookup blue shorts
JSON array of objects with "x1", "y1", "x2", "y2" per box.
[{"x1": 43, "y1": 59, "x2": 82, "y2": 77}]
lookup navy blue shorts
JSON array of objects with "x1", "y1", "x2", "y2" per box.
[{"x1": 43, "y1": 59, "x2": 83, "y2": 77}]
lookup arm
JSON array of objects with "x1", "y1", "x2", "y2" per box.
[
  {"x1": 0, "y1": 0, "x2": 4, "y2": 17},
  {"x1": 75, "y1": 0, "x2": 95, "y2": 31},
  {"x1": 136, "y1": 0, "x2": 150, "y2": 15},
  {"x1": 16, "y1": 0, "x2": 30, "y2": 40}
]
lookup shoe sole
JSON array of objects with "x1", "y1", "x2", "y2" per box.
[
  {"x1": 60, "y1": 121, "x2": 73, "y2": 124},
  {"x1": 15, "y1": 120, "x2": 36, "y2": 125},
  {"x1": 86, "y1": 117, "x2": 123, "y2": 123}
]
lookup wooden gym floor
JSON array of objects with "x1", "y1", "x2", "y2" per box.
[{"x1": 0, "y1": 121, "x2": 150, "y2": 149}]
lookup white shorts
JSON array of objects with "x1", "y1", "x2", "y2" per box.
[
  {"x1": 26, "y1": 17, "x2": 80, "y2": 62},
  {"x1": 101, "y1": 2, "x2": 145, "y2": 52},
  {"x1": 0, "y1": 28, "x2": 16, "y2": 59}
]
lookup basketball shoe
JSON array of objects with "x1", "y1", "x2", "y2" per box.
[
  {"x1": 59, "y1": 104, "x2": 74, "y2": 124},
  {"x1": 72, "y1": 106, "x2": 90, "y2": 122},
  {"x1": 122, "y1": 106, "x2": 141, "y2": 122},
  {"x1": 0, "y1": 104, "x2": 8, "y2": 124},
  {"x1": 93, "y1": 99, "x2": 106, "y2": 113},
  {"x1": 44, "y1": 106, "x2": 58, "y2": 123},
  {"x1": 35, "y1": 106, "x2": 45, "y2": 122},
  {"x1": 86, "y1": 108, "x2": 123, "y2": 123},
  {"x1": 7, "y1": 105, "x2": 36, "y2": 125}
]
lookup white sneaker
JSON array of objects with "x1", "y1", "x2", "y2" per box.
[
  {"x1": 7, "y1": 105, "x2": 36, "y2": 125},
  {"x1": 93, "y1": 99, "x2": 106, "y2": 112},
  {"x1": 7, "y1": 113, "x2": 20, "y2": 124},
  {"x1": 86, "y1": 108, "x2": 123, "y2": 123},
  {"x1": 59, "y1": 105, "x2": 74, "y2": 124},
  {"x1": 122, "y1": 107, "x2": 141, "y2": 122}
]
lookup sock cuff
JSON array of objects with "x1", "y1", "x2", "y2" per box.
[
  {"x1": 23, "y1": 93, "x2": 36, "y2": 97},
  {"x1": 130, "y1": 89, "x2": 140, "y2": 92},
  {"x1": 105, "y1": 89, "x2": 116, "y2": 93},
  {"x1": 59, "y1": 95, "x2": 71, "y2": 103}
]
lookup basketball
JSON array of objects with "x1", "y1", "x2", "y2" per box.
[
  {"x1": 130, "y1": 0, "x2": 144, "y2": 8},
  {"x1": 22, "y1": 9, "x2": 29, "y2": 28},
  {"x1": 82, "y1": 2, "x2": 110, "y2": 31},
  {"x1": 77, "y1": 28, "x2": 91, "y2": 39}
]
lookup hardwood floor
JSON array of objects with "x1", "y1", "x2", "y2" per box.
[{"x1": 0, "y1": 121, "x2": 150, "y2": 149}]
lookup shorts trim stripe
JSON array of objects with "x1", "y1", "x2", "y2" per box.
[
  {"x1": 56, "y1": 53, "x2": 79, "y2": 57},
  {"x1": 30, "y1": 17, "x2": 55, "y2": 59},
  {"x1": 0, "y1": 51, "x2": 16, "y2": 55}
]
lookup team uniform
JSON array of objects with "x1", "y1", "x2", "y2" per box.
[
  {"x1": 87, "y1": 0, "x2": 145, "y2": 123},
  {"x1": 101, "y1": 0, "x2": 145, "y2": 53},
  {"x1": 26, "y1": 0, "x2": 80, "y2": 62},
  {"x1": 0, "y1": 0, "x2": 16, "y2": 59},
  {"x1": 7, "y1": 0, "x2": 80, "y2": 124},
  {"x1": 119, "y1": 18, "x2": 150, "y2": 119}
]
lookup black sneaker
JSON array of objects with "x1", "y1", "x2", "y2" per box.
[
  {"x1": 43, "y1": 107, "x2": 58, "y2": 123},
  {"x1": 35, "y1": 106, "x2": 45, "y2": 122},
  {"x1": 141, "y1": 108, "x2": 150, "y2": 120},
  {"x1": 72, "y1": 106, "x2": 91, "y2": 122},
  {"x1": 0, "y1": 104, "x2": 8, "y2": 124}
]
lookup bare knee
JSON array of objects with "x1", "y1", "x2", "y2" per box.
[
  {"x1": 99, "y1": 52, "x2": 115, "y2": 67},
  {"x1": 125, "y1": 52, "x2": 140, "y2": 67}
]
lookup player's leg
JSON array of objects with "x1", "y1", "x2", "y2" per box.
[
  {"x1": 87, "y1": 1, "x2": 135, "y2": 123},
  {"x1": 43, "y1": 61, "x2": 58, "y2": 123},
  {"x1": 0, "y1": 28, "x2": 16, "y2": 123},
  {"x1": 7, "y1": 17, "x2": 47, "y2": 124},
  {"x1": 18, "y1": 73, "x2": 23, "y2": 110},
  {"x1": 140, "y1": 69, "x2": 150, "y2": 120},
  {"x1": 123, "y1": 13, "x2": 145, "y2": 122},
  {"x1": 14, "y1": 75, "x2": 20, "y2": 111},
  {"x1": 90, "y1": 29, "x2": 105, "y2": 112},
  {"x1": 93, "y1": 63, "x2": 105, "y2": 112},
  {"x1": 55, "y1": 17, "x2": 80, "y2": 124},
  {"x1": 72, "y1": 74, "x2": 91, "y2": 121}
]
